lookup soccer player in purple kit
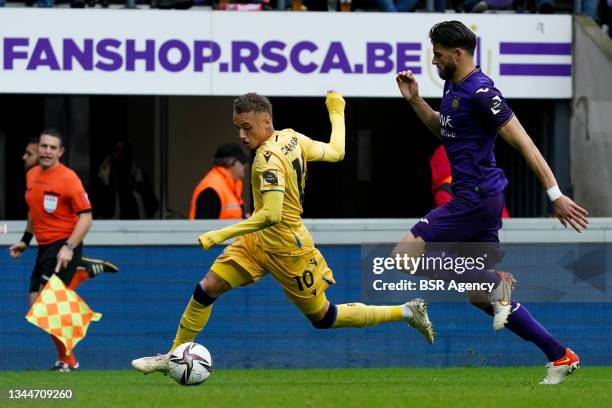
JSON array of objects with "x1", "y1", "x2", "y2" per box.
[{"x1": 394, "y1": 21, "x2": 589, "y2": 384}]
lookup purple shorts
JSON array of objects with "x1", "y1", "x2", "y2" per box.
[{"x1": 411, "y1": 192, "x2": 504, "y2": 243}]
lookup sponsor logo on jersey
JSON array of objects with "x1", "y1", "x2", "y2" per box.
[
  {"x1": 490, "y1": 95, "x2": 502, "y2": 115},
  {"x1": 263, "y1": 152, "x2": 272, "y2": 162},
  {"x1": 439, "y1": 114, "x2": 456, "y2": 138},
  {"x1": 262, "y1": 170, "x2": 279, "y2": 185},
  {"x1": 439, "y1": 114, "x2": 453, "y2": 128},
  {"x1": 476, "y1": 87, "x2": 489, "y2": 94}
]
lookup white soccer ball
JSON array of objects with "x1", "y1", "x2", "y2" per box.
[{"x1": 168, "y1": 342, "x2": 213, "y2": 386}]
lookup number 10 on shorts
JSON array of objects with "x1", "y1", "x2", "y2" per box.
[{"x1": 294, "y1": 270, "x2": 314, "y2": 291}]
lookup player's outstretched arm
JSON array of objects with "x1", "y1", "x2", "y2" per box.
[
  {"x1": 198, "y1": 191, "x2": 283, "y2": 250},
  {"x1": 499, "y1": 116, "x2": 589, "y2": 232},
  {"x1": 300, "y1": 91, "x2": 346, "y2": 163},
  {"x1": 396, "y1": 71, "x2": 440, "y2": 137},
  {"x1": 320, "y1": 90, "x2": 346, "y2": 162}
]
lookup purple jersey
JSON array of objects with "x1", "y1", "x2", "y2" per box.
[{"x1": 439, "y1": 68, "x2": 513, "y2": 199}]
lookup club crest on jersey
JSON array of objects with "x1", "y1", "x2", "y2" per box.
[
  {"x1": 452, "y1": 96, "x2": 460, "y2": 109},
  {"x1": 43, "y1": 194, "x2": 58, "y2": 213}
]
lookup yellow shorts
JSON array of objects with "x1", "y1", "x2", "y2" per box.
[{"x1": 210, "y1": 233, "x2": 336, "y2": 316}]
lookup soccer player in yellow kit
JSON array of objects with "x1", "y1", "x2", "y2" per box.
[{"x1": 131, "y1": 91, "x2": 435, "y2": 374}]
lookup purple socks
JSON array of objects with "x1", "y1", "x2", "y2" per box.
[{"x1": 501, "y1": 301, "x2": 566, "y2": 362}]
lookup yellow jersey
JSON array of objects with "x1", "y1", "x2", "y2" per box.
[
  {"x1": 252, "y1": 128, "x2": 327, "y2": 255},
  {"x1": 197, "y1": 91, "x2": 345, "y2": 254}
]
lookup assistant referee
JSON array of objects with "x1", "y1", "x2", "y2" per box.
[{"x1": 10, "y1": 129, "x2": 95, "y2": 372}]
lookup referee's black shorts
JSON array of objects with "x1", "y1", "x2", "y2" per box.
[{"x1": 29, "y1": 239, "x2": 83, "y2": 293}]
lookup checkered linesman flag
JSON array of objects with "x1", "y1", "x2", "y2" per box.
[{"x1": 26, "y1": 275, "x2": 102, "y2": 355}]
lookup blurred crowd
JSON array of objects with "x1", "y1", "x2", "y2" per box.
[
  {"x1": 0, "y1": 0, "x2": 610, "y2": 38},
  {"x1": 0, "y1": 0, "x2": 605, "y2": 16}
]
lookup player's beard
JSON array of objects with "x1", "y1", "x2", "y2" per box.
[{"x1": 437, "y1": 61, "x2": 457, "y2": 81}]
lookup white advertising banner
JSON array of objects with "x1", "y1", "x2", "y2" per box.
[{"x1": 0, "y1": 9, "x2": 572, "y2": 98}]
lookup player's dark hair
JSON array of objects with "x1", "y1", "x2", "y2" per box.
[
  {"x1": 233, "y1": 93, "x2": 273, "y2": 117},
  {"x1": 214, "y1": 157, "x2": 236, "y2": 167},
  {"x1": 28, "y1": 136, "x2": 39, "y2": 144},
  {"x1": 40, "y1": 128, "x2": 64, "y2": 147},
  {"x1": 429, "y1": 21, "x2": 477, "y2": 55}
]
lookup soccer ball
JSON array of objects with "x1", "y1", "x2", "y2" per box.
[{"x1": 168, "y1": 342, "x2": 213, "y2": 386}]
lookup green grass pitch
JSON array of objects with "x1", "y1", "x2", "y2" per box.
[{"x1": 1, "y1": 367, "x2": 611, "y2": 407}]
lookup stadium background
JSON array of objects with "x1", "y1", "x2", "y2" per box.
[{"x1": 0, "y1": 8, "x2": 611, "y2": 374}]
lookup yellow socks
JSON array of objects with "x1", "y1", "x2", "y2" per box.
[
  {"x1": 332, "y1": 303, "x2": 404, "y2": 328},
  {"x1": 171, "y1": 297, "x2": 213, "y2": 351}
]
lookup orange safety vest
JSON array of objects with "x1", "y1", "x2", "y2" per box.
[{"x1": 189, "y1": 166, "x2": 244, "y2": 220}]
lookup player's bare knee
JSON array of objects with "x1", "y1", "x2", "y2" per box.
[
  {"x1": 200, "y1": 271, "x2": 231, "y2": 298},
  {"x1": 468, "y1": 290, "x2": 493, "y2": 314},
  {"x1": 194, "y1": 271, "x2": 231, "y2": 305},
  {"x1": 391, "y1": 233, "x2": 425, "y2": 274},
  {"x1": 310, "y1": 302, "x2": 337, "y2": 329},
  {"x1": 307, "y1": 306, "x2": 327, "y2": 325},
  {"x1": 392, "y1": 233, "x2": 422, "y2": 255}
]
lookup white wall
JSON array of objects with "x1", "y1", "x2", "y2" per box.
[{"x1": 571, "y1": 17, "x2": 612, "y2": 216}]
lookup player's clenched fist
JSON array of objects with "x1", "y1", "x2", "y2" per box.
[
  {"x1": 396, "y1": 70, "x2": 420, "y2": 103},
  {"x1": 325, "y1": 90, "x2": 345, "y2": 113},
  {"x1": 199, "y1": 231, "x2": 221, "y2": 250}
]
